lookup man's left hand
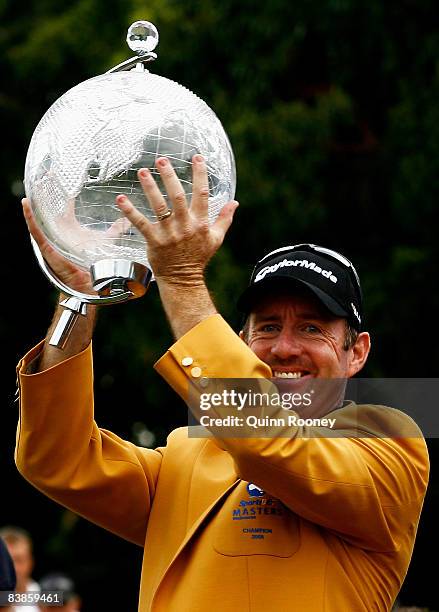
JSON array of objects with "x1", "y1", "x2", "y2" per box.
[{"x1": 116, "y1": 154, "x2": 238, "y2": 286}]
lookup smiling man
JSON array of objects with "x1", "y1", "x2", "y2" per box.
[
  {"x1": 16, "y1": 157, "x2": 429, "y2": 611},
  {"x1": 237, "y1": 244, "x2": 371, "y2": 382}
]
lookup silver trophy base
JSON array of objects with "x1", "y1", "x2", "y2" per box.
[
  {"x1": 31, "y1": 234, "x2": 153, "y2": 348},
  {"x1": 91, "y1": 259, "x2": 151, "y2": 298},
  {"x1": 47, "y1": 258, "x2": 152, "y2": 349}
]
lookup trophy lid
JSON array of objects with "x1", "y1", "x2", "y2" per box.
[{"x1": 126, "y1": 21, "x2": 159, "y2": 55}]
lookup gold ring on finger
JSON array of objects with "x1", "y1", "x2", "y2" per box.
[{"x1": 156, "y1": 209, "x2": 173, "y2": 222}]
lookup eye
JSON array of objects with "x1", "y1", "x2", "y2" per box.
[
  {"x1": 262, "y1": 324, "x2": 278, "y2": 332},
  {"x1": 303, "y1": 324, "x2": 321, "y2": 334},
  {"x1": 256, "y1": 323, "x2": 279, "y2": 334}
]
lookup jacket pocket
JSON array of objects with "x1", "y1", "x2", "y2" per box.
[{"x1": 212, "y1": 482, "x2": 300, "y2": 557}]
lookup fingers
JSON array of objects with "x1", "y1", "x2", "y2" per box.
[
  {"x1": 116, "y1": 195, "x2": 154, "y2": 239},
  {"x1": 62, "y1": 199, "x2": 76, "y2": 220},
  {"x1": 137, "y1": 156, "x2": 208, "y2": 222},
  {"x1": 153, "y1": 158, "x2": 189, "y2": 221},
  {"x1": 117, "y1": 159, "x2": 236, "y2": 244},
  {"x1": 137, "y1": 167, "x2": 171, "y2": 220},
  {"x1": 137, "y1": 161, "x2": 187, "y2": 222},
  {"x1": 22, "y1": 198, "x2": 50, "y2": 251},
  {"x1": 190, "y1": 155, "x2": 210, "y2": 219},
  {"x1": 211, "y1": 200, "x2": 239, "y2": 241},
  {"x1": 106, "y1": 215, "x2": 132, "y2": 239},
  {"x1": 22, "y1": 198, "x2": 82, "y2": 276}
]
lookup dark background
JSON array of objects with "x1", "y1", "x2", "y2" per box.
[{"x1": 1, "y1": 1, "x2": 438, "y2": 609}]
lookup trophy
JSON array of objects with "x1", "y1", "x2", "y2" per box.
[{"x1": 24, "y1": 21, "x2": 236, "y2": 348}]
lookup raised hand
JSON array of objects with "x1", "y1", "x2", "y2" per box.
[
  {"x1": 22, "y1": 198, "x2": 132, "y2": 295},
  {"x1": 115, "y1": 154, "x2": 238, "y2": 284},
  {"x1": 22, "y1": 198, "x2": 94, "y2": 294},
  {"x1": 114, "y1": 154, "x2": 239, "y2": 339}
]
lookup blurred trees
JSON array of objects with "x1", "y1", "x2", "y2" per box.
[{"x1": 1, "y1": 0, "x2": 438, "y2": 609}]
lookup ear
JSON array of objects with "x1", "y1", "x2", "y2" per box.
[{"x1": 347, "y1": 332, "x2": 371, "y2": 377}]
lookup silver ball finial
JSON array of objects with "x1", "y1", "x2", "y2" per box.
[{"x1": 126, "y1": 21, "x2": 159, "y2": 55}]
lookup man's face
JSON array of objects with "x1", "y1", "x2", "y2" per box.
[
  {"x1": 242, "y1": 289, "x2": 370, "y2": 379},
  {"x1": 6, "y1": 540, "x2": 33, "y2": 588}
]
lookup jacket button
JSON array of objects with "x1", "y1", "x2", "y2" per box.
[
  {"x1": 190, "y1": 366, "x2": 202, "y2": 378},
  {"x1": 181, "y1": 357, "x2": 194, "y2": 367},
  {"x1": 200, "y1": 377, "x2": 209, "y2": 388}
]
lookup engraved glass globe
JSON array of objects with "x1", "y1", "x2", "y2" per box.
[{"x1": 24, "y1": 67, "x2": 236, "y2": 273}]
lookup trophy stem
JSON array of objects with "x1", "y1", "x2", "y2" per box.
[{"x1": 49, "y1": 297, "x2": 88, "y2": 348}]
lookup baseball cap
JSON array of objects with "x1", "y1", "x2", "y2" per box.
[{"x1": 237, "y1": 244, "x2": 363, "y2": 330}]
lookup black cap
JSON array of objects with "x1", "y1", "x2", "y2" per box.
[{"x1": 237, "y1": 244, "x2": 363, "y2": 330}]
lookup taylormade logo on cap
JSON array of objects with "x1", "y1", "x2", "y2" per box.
[{"x1": 254, "y1": 258, "x2": 338, "y2": 283}]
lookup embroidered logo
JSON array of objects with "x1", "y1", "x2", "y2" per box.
[
  {"x1": 247, "y1": 483, "x2": 265, "y2": 497},
  {"x1": 254, "y1": 258, "x2": 338, "y2": 283}
]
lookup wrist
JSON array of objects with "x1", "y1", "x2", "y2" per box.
[
  {"x1": 154, "y1": 268, "x2": 205, "y2": 288},
  {"x1": 156, "y1": 278, "x2": 217, "y2": 339},
  {"x1": 38, "y1": 300, "x2": 97, "y2": 371}
]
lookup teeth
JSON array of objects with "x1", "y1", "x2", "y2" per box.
[{"x1": 274, "y1": 371, "x2": 303, "y2": 378}]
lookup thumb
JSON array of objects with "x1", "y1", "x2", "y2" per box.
[{"x1": 212, "y1": 200, "x2": 239, "y2": 238}]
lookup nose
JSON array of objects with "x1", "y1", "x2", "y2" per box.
[{"x1": 270, "y1": 328, "x2": 303, "y2": 361}]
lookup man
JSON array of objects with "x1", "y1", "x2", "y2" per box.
[
  {"x1": 17, "y1": 156, "x2": 428, "y2": 611},
  {"x1": 0, "y1": 527, "x2": 39, "y2": 612},
  {"x1": 38, "y1": 573, "x2": 81, "y2": 612}
]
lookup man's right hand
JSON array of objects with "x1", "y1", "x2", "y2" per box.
[
  {"x1": 22, "y1": 198, "x2": 97, "y2": 370},
  {"x1": 22, "y1": 198, "x2": 94, "y2": 294}
]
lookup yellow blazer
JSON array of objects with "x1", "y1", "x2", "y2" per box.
[{"x1": 16, "y1": 315, "x2": 429, "y2": 611}]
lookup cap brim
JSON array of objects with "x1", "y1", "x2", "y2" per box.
[{"x1": 237, "y1": 275, "x2": 349, "y2": 319}]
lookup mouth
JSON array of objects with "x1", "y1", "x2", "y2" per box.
[{"x1": 272, "y1": 370, "x2": 313, "y2": 380}]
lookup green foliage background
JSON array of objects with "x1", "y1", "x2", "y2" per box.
[{"x1": 1, "y1": 1, "x2": 438, "y2": 609}]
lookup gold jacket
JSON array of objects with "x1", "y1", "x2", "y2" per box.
[{"x1": 16, "y1": 315, "x2": 429, "y2": 611}]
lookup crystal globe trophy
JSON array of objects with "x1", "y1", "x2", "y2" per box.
[{"x1": 24, "y1": 21, "x2": 236, "y2": 348}]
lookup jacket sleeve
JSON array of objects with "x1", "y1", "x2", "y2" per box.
[
  {"x1": 154, "y1": 314, "x2": 430, "y2": 552},
  {"x1": 16, "y1": 341, "x2": 162, "y2": 547}
]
